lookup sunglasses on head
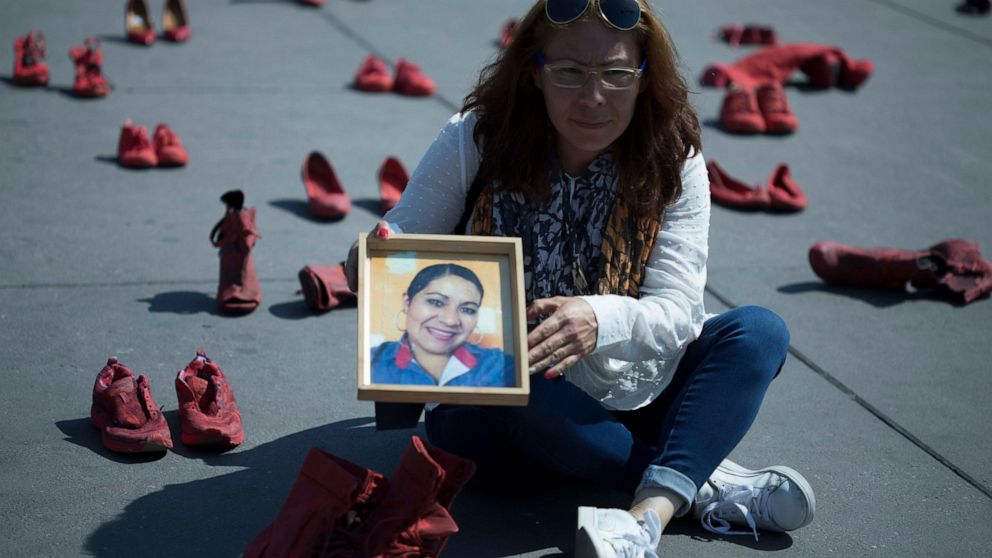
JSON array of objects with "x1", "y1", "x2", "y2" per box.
[{"x1": 545, "y1": 0, "x2": 641, "y2": 31}]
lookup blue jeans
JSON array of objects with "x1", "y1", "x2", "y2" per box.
[{"x1": 424, "y1": 306, "x2": 789, "y2": 515}]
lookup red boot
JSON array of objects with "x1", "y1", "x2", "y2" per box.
[
  {"x1": 12, "y1": 31, "x2": 49, "y2": 86},
  {"x1": 245, "y1": 448, "x2": 388, "y2": 558},
  {"x1": 298, "y1": 263, "x2": 356, "y2": 311},
  {"x1": 175, "y1": 350, "x2": 243, "y2": 446},
  {"x1": 210, "y1": 190, "x2": 262, "y2": 314},
  {"x1": 91, "y1": 358, "x2": 173, "y2": 453},
  {"x1": 378, "y1": 156, "x2": 409, "y2": 213},
  {"x1": 350, "y1": 436, "x2": 476, "y2": 557}
]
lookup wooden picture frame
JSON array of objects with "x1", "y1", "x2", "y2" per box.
[{"x1": 357, "y1": 233, "x2": 530, "y2": 406}]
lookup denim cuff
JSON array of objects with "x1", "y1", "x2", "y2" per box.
[{"x1": 635, "y1": 465, "x2": 697, "y2": 517}]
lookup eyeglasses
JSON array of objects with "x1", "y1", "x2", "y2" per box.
[
  {"x1": 545, "y1": 0, "x2": 641, "y2": 31},
  {"x1": 537, "y1": 52, "x2": 646, "y2": 89}
]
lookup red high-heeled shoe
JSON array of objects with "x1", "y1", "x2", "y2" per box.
[
  {"x1": 125, "y1": 0, "x2": 156, "y2": 46},
  {"x1": 378, "y1": 156, "x2": 409, "y2": 213},
  {"x1": 301, "y1": 151, "x2": 351, "y2": 219}
]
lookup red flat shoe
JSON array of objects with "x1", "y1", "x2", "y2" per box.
[
  {"x1": 210, "y1": 190, "x2": 262, "y2": 314},
  {"x1": 69, "y1": 37, "x2": 111, "y2": 98},
  {"x1": 499, "y1": 18, "x2": 518, "y2": 48},
  {"x1": 394, "y1": 59, "x2": 436, "y2": 97},
  {"x1": 302, "y1": 151, "x2": 351, "y2": 219},
  {"x1": 91, "y1": 357, "x2": 173, "y2": 453},
  {"x1": 756, "y1": 83, "x2": 798, "y2": 134},
  {"x1": 354, "y1": 54, "x2": 394, "y2": 92},
  {"x1": 125, "y1": 0, "x2": 156, "y2": 46},
  {"x1": 118, "y1": 120, "x2": 157, "y2": 168},
  {"x1": 719, "y1": 86, "x2": 765, "y2": 134},
  {"x1": 298, "y1": 263, "x2": 356, "y2": 312},
  {"x1": 12, "y1": 31, "x2": 49, "y2": 86},
  {"x1": 707, "y1": 160, "x2": 770, "y2": 210},
  {"x1": 378, "y1": 156, "x2": 408, "y2": 213},
  {"x1": 162, "y1": 0, "x2": 191, "y2": 42},
  {"x1": 175, "y1": 350, "x2": 243, "y2": 446},
  {"x1": 153, "y1": 123, "x2": 188, "y2": 167},
  {"x1": 766, "y1": 164, "x2": 807, "y2": 212}
]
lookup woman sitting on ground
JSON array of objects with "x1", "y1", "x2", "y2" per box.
[{"x1": 348, "y1": 0, "x2": 815, "y2": 555}]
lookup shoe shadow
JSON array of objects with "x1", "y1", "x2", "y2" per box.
[
  {"x1": 268, "y1": 198, "x2": 346, "y2": 223},
  {"x1": 664, "y1": 518, "x2": 794, "y2": 550},
  {"x1": 777, "y1": 281, "x2": 935, "y2": 308},
  {"x1": 353, "y1": 197, "x2": 385, "y2": 216},
  {"x1": 268, "y1": 299, "x2": 316, "y2": 320},
  {"x1": 55, "y1": 417, "x2": 168, "y2": 464},
  {"x1": 94, "y1": 34, "x2": 151, "y2": 48},
  {"x1": 137, "y1": 291, "x2": 219, "y2": 315}
]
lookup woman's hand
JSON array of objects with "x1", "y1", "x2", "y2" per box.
[
  {"x1": 345, "y1": 220, "x2": 392, "y2": 292},
  {"x1": 526, "y1": 297, "x2": 598, "y2": 379}
]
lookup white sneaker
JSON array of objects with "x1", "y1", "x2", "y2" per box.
[
  {"x1": 575, "y1": 507, "x2": 661, "y2": 558},
  {"x1": 693, "y1": 459, "x2": 815, "y2": 540}
]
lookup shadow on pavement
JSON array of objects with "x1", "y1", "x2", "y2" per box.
[
  {"x1": 353, "y1": 197, "x2": 385, "y2": 217},
  {"x1": 268, "y1": 299, "x2": 317, "y2": 320},
  {"x1": 268, "y1": 198, "x2": 345, "y2": 223},
  {"x1": 778, "y1": 281, "x2": 935, "y2": 308},
  {"x1": 138, "y1": 291, "x2": 219, "y2": 315}
]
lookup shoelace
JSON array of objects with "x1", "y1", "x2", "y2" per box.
[
  {"x1": 604, "y1": 510, "x2": 662, "y2": 558},
  {"x1": 699, "y1": 484, "x2": 772, "y2": 541}
]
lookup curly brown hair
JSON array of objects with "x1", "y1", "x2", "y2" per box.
[{"x1": 463, "y1": 0, "x2": 701, "y2": 217}]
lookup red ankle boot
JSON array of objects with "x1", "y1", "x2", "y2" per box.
[
  {"x1": 12, "y1": 31, "x2": 49, "y2": 86},
  {"x1": 245, "y1": 447, "x2": 388, "y2": 558},
  {"x1": 210, "y1": 190, "x2": 262, "y2": 314},
  {"x1": 69, "y1": 37, "x2": 110, "y2": 98},
  {"x1": 352, "y1": 436, "x2": 476, "y2": 557}
]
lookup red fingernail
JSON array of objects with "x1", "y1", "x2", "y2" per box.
[
  {"x1": 544, "y1": 370, "x2": 555, "y2": 380},
  {"x1": 377, "y1": 228, "x2": 389, "y2": 239}
]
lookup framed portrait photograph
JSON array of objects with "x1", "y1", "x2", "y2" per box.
[{"x1": 356, "y1": 233, "x2": 529, "y2": 406}]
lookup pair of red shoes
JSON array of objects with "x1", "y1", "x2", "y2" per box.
[
  {"x1": 353, "y1": 55, "x2": 436, "y2": 97},
  {"x1": 245, "y1": 436, "x2": 475, "y2": 558},
  {"x1": 717, "y1": 23, "x2": 777, "y2": 48},
  {"x1": 91, "y1": 350, "x2": 243, "y2": 453},
  {"x1": 810, "y1": 239, "x2": 992, "y2": 305},
  {"x1": 720, "y1": 83, "x2": 798, "y2": 134},
  {"x1": 12, "y1": 31, "x2": 49, "y2": 86},
  {"x1": 707, "y1": 161, "x2": 808, "y2": 212},
  {"x1": 125, "y1": 0, "x2": 190, "y2": 45},
  {"x1": 211, "y1": 190, "x2": 262, "y2": 314},
  {"x1": 69, "y1": 37, "x2": 112, "y2": 98},
  {"x1": 117, "y1": 120, "x2": 188, "y2": 168},
  {"x1": 302, "y1": 152, "x2": 410, "y2": 219}
]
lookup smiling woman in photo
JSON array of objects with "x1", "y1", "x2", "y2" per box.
[{"x1": 371, "y1": 263, "x2": 514, "y2": 387}]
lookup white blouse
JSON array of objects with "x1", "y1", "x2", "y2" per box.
[{"x1": 384, "y1": 111, "x2": 712, "y2": 411}]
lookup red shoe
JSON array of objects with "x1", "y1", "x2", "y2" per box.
[
  {"x1": 756, "y1": 83, "x2": 798, "y2": 134},
  {"x1": 12, "y1": 31, "x2": 49, "y2": 86},
  {"x1": 118, "y1": 120, "x2": 158, "y2": 168},
  {"x1": 838, "y1": 58, "x2": 873, "y2": 90},
  {"x1": 298, "y1": 264, "x2": 356, "y2": 311},
  {"x1": 378, "y1": 156, "x2": 409, "y2": 213},
  {"x1": 394, "y1": 58, "x2": 436, "y2": 97},
  {"x1": 353, "y1": 54, "x2": 394, "y2": 92},
  {"x1": 210, "y1": 190, "x2": 262, "y2": 314},
  {"x1": 707, "y1": 161, "x2": 770, "y2": 210},
  {"x1": 302, "y1": 151, "x2": 351, "y2": 219},
  {"x1": 499, "y1": 18, "x2": 519, "y2": 48},
  {"x1": 244, "y1": 448, "x2": 388, "y2": 558},
  {"x1": 719, "y1": 86, "x2": 765, "y2": 134},
  {"x1": 175, "y1": 350, "x2": 243, "y2": 446},
  {"x1": 766, "y1": 164, "x2": 807, "y2": 212},
  {"x1": 153, "y1": 123, "x2": 188, "y2": 167},
  {"x1": 69, "y1": 37, "x2": 111, "y2": 98},
  {"x1": 799, "y1": 52, "x2": 842, "y2": 89},
  {"x1": 125, "y1": 0, "x2": 156, "y2": 46},
  {"x1": 91, "y1": 357, "x2": 173, "y2": 453},
  {"x1": 718, "y1": 24, "x2": 777, "y2": 47},
  {"x1": 162, "y1": 0, "x2": 191, "y2": 42}
]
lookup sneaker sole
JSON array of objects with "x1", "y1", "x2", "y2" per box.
[
  {"x1": 575, "y1": 507, "x2": 608, "y2": 558},
  {"x1": 717, "y1": 461, "x2": 816, "y2": 531}
]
